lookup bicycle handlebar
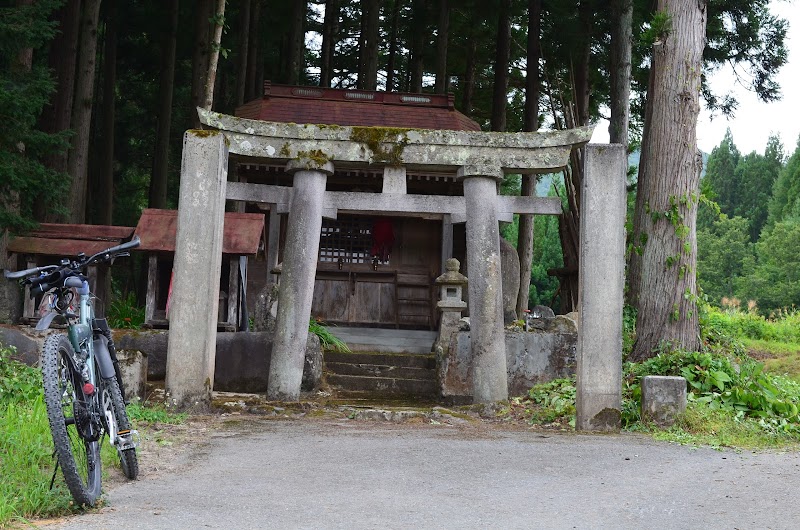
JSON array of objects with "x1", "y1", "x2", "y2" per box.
[
  {"x1": 3, "y1": 236, "x2": 140, "y2": 289},
  {"x1": 4, "y1": 264, "x2": 58, "y2": 280}
]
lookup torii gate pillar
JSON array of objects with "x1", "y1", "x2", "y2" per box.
[
  {"x1": 458, "y1": 165, "x2": 509, "y2": 403},
  {"x1": 165, "y1": 131, "x2": 228, "y2": 409},
  {"x1": 267, "y1": 158, "x2": 334, "y2": 401}
]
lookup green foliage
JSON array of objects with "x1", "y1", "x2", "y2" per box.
[
  {"x1": 526, "y1": 379, "x2": 576, "y2": 425},
  {"x1": 696, "y1": 214, "x2": 753, "y2": 304},
  {"x1": 740, "y1": 221, "x2": 800, "y2": 312},
  {"x1": 0, "y1": 0, "x2": 70, "y2": 232},
  {"x1": 309, "y1": 319, "x2": 351, "y2": 353},
  {"x1": 0, "y1": 345, "x2": 41, "y2": 404},
  {"x1": 768, "y1": 136, "x2": 800, "y2": 227},
  {"x1": 107, "y1": 292, "x2": 146, "y2": 329},
  {"x1": 703, "y1": 304, "x2": 800, "y2": 344},
  {"x1": 127, "y1": 401, "x2": 186, "y2": 424}
]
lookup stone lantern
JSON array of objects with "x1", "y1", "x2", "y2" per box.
[{"x1": 434, "y1": 258, "x2": 468, "y2": 353}]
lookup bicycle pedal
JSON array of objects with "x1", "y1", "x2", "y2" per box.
[{"x1": 116, "y1": 429, "x2": 138, "y2": 451}]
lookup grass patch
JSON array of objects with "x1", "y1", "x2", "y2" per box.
[
  {"x1": 741, "y1": 338, "x2": 800, "y2": 380},
  {"x1": 309, "y1": 319, "x2": 351, "y2": 353},
  {"x1": 0, "y1": 344, "x2": 185, "y2": 526},
  {"x1": 127, "y1": 401, "x2": 187, "y2": 424}
]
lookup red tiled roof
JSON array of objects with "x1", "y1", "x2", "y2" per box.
[
  {"x1": 8, "y1": 224, "x2": 134, "y2": 257},
  {"x1": 235, "y1": 82, "x2": 481, "y2": 131},
  {"x1": 134, "y1": 209, "x2": 264, "y2": 255}
]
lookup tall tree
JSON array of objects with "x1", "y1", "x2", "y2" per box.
[
  {"x1": 320, "y1": 0, "x2": 340, "y2": 87},
  {"x1": 149, "y1": 0, "x2": 179, "y2": 209},
  {"x1": 245, "y1": 0, "x2": 262, "y2": 101},
  {"x1": 285, "y1": 0, "x2": 305, "y2": 85},
  {"x1": 702, "y1": 128, "x2": 740, "y2": 216},
  {"x1": 96, "y1": 0, "x2": 117, "y2": 225},
  {"x1": 359, "y1": 0, "x2": 381, "y2": 90},
  {"x1": 66, "y1": 0, "x2": 102, "y2": 223},
  {"x1": 37, "y1": 0, "x2": 80, "y2": 203},
  {"x1": 191, "y1": 0, "x2": 212, "y2": 127},
  {"x1": 609, "y1": 0, "x2": 632, "y2": 145},
  {"x1": 516, "y1": 0, "x2": 541, "y2": 316},
  {"x1": 433, "y1": 0, "x2": 449, "y2": 94},
  {"x1": 1, "y1": 0, "x2": 66, "y2": 321},
  {"x1": 235, "y1": 0, "x2": 252, "y2": 106},
  {"x1": 630, "y1": 0, "x2": 707, "y2": 361},
  {"x1": 489, "y1": 0, "x2": 511, "y2": 132},
  {"x1": 385, "y1": 0, "x2": 401, "y2": 90},
  {"x1": 768, "y1": 137, "x2": 800, "y2": 227},
  {"x1": 203, "y1": 0, "x2": 226, "y2": 110},
  {"x1": 408, "y1": 0, "x2": 427, "y2": 92}
]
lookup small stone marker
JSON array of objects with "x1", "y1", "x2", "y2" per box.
[
  {"x1": 641, "y1": 375, "x2": 687, "y2": 427},
  {"x1": 117, "y1": 349, "x2": 148, "y2": 402}
]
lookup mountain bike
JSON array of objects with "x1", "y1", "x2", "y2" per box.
[{"x1": 4, "y1": 236, "x2": 141, "y2": 506}]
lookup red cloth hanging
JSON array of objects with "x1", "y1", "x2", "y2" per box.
[{"x1": 371, "y1": 217, "x2": 394, "y2": 262}]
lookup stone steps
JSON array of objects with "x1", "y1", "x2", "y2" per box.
[
  {"x1": 324, "y1": 350, "x2": 438, "y2": 397},
  {"x1": 326, "y1": 374, "x2": 438, "y2": 396},
  {"x1": 328, "y1": 327, "x2": 437, "y2": 355},
  {"x1": 325, "y1": 362, "x2": 436, "y2": 381}
]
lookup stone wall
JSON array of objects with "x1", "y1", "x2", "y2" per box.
[
  {"x1": 114, "y1": 329, "x2": 322, "y2": 393},
  {"x1": 438, "y1": 315, "x2": 577, "y2": 400}
]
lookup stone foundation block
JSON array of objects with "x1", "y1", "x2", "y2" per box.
[
  {"x1": 117, "y1": 349, "x2": 148, "y2": 402},
  {"x1": 641, "y1": 375, "x2": 687, "y2": 426}
]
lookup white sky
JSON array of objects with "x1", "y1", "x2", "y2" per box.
[{"x1": 592, "y1": 0, "x2": 800, "y2": 156}]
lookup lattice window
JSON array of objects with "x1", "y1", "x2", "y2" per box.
[{"x1": 319, "y1": 216, "x2": 379, "y2": 264}]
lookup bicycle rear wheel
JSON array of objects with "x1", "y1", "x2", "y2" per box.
[
  {"x1": 41, "y1": 333, "x2": 102, "y2": 506},
  {"x1": 100, "y1": 376, "x2": 139, "y2": 479}
]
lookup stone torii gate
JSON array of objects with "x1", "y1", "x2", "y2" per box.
[{"x1": 165, "y1": 108, "x2": 626, "y2": 431}]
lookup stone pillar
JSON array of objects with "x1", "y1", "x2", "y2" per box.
[
  {"x1": 267, "y1": 158, "x2": 333, "y2": 401},
  {"x1": 165, "y1": 131, "x2": 229, "y2": 409},
  {"x1": 576, "y1": 144, "x2": 626, "y2": 432},
  {"x1": 458, "y1": 165, "x2": 508, "y2": 403}
]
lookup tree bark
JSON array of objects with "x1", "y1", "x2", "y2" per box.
[
  {"x1": 490, "y1": 0, "x2": 511, "y2": 132},
  {"x1": 66, "y1": 0, "x2": 102, "y2": 224},
  {"x1": 609, "y1": 0, "x2": 632, "y2": 145},
  {"x1": 285, "y1": 0, "x2": 305, "y2": 85},
  {"x1": 574, "y1": 0, "x2": 593, "y2": 127},
  {"x1": 245, "y1": 0, "x2": 262, "y2": 101},
  {"x1": 203, "y1": 0, "x2": 226, "y2": 110},
  {"x1": 149, "y1": 0, "x2": 179, "y2": 209},
  {"x1": 629, "y1": 0, "x2": 706, "y2": 362},
  {"x1": 385, "y1": 0, "x2": 401, "y2": 91},
  {"x1": 320, "y1": 0, "x2": 339, "y2": 87},
  {"x1": 360, "y1": 0, "x2": 381, "y2": 90},
  {"x1": 97, "y1": 0, "x2": 117, "y2": 225},
  {"x1": 38, "y1": 0, "x2": 81, "y2": 191},
  {"x1": 408, "y1": 0, "x2": 427, "y2": 93},
  {"x1": 516, "y1": 0, "x2": 541, "y2": 316},
  {"x1": 434, "y1": 0, "x2": 449, "y2": 94},
  {"x1": 33, "y1": 0, "x2": 79, "y2": 221},
  {"x1": 626, "y1": 66, "x2": 656, "y2": 309},
  {"x1": 461, "y1": 26, "x2": 476, "y2": 117},
  {"x1": 191, "y1": 0, "x2": 212, "y2": 127},
  {"x1": 235, "y1": 0, "x2": 252, "y2": 107}
]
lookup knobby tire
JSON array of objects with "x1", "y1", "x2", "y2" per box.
[
  {"x1": 41, "y1": 333, "x2": 102, "y2": 506},
  {"x1": 101, "y1": 376, "x2": 139, "y2": 479}
]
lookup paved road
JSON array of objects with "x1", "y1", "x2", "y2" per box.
[{"x1": 47, "y1": 418, "x2": 800, "y2": 530}]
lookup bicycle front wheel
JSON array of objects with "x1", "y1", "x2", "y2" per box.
[
  {"x1": 100, "y1": 376, "x2": 139, "y2": 480},
  {"x1": 41, "y1": 333, "x2": 102, "y2": 506}
]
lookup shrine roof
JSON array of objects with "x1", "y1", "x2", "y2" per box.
[
  {"x1": 8, "y1": 224, "x2": 135, "y2": 257},
  {"x1": 134, "y1": 209, "x2": 264, "y2": 255},
  {"x1": 235, "y1": 82, "x2": 481, "y2": 131}
]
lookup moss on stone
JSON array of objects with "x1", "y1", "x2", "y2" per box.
[
  {"x1": 294, "y1": 149, "x2": 333, "y2": 169},
  {"x1": 189, "y1": 129, "x2": 221, "y2": 138},
  {"x1": 349, "y1": 126, "x2": 413, "y2": 166}
]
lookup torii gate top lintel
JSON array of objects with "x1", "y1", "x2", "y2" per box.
[{"x1": 197, "y1": 107, "x2": 594, "y2": 175}]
